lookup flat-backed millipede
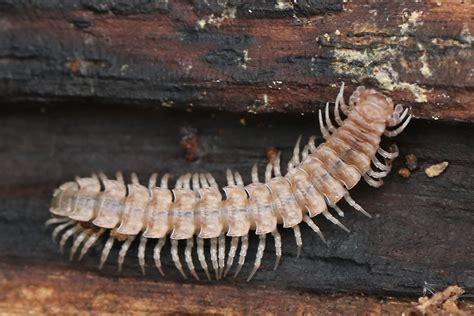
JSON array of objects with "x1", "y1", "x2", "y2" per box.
[{"x1": 46, "y1": 84, "x2": 412, "y2": 281}]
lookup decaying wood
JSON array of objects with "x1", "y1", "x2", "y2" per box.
[
  {"x1": 0, "y1": 107, "x2": 473, "y2": 298},
  {"x1": 0, "y1": 1, "x2": 473, "y2": 121},
  {"x1": 0, "y1": 262, "x2": 473, "y2": 315}
]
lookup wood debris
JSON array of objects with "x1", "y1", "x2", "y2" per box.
[
  {"x1": 425, "y1": 161, "x2": 449, "y2": 177},
  {"x1": 404, "y1": 285, "x2": 466, "y2": 316}
]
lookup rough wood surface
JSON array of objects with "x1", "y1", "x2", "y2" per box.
[
  {"x1": 0, "y1": 107, "x2": 473, "y2": 300},
  {"x1": 1, "y1": 0, "x2": 473, "y2": 121},
  {"x1": 1, "y1": 262, "x2": 473, "y2": 315}
]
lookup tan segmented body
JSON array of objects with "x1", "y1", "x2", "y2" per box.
[{"x1": 46, "y1": 85, "x2": 412, "y2": 281}]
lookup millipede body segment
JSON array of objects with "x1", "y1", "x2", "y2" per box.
[{"x1": 46, "y1": 85, "x2": 412, "y2": 281}]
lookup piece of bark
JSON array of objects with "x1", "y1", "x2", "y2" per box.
[
  {"x1": 0, "y1": 0, "x2": 472, "y2": 121},
  {"x1": 3, "y1": 262, "x2": 474, "y2": 315},
  {"x1": 0, "y1": 107, "x2": 473, "y2": 297}
]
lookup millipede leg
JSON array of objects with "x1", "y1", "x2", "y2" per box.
[
  {"x1": 384, "y1": 115, "x2": 412, "y2": 137},
  {"x1": 226, "y1": 169, "x2": 236, "y2": 186},
  {"x1": 372, "y1": 155, "x2": 390, "y2": 171},
  {"x1": 175, "y1": 175, "x2": 184, "y2": 189},
  {"x1": 273, "y1": 151, "x2": 282, "y2": 177},
  {"x1": 192, "y1": 173, "x2": 200, "y2": 192},
  {"x1": 79, "y1": 229, "x2": 105, "y2": 261},
  {"x1": 292, "y1": 225, "x2": 303, "y2": 258},
  {"x1": 171, "y1": 239, "x2": 187, "y2": 279},
  {"x1": 377, "y1": 144, "x2": 400, "y2": 162},
  {"x1": 138, "y1": 235, "x2": 148, "y2": 275},
  {"x1": 118, "y1": 236, "x2": 135, "y2": 273},
  {"x1": 334, "y1": 85, "x2": 344, "y2": 125},
  {"x1": 318, "y1": 110, "x2": 330, "y2": 140},
  {"x1": 44, "y1": 217, "x2": 69, "y2": 227},
  {"x1": 224, "y1": 237, "x2": 239, "y2": 277},
  {"x1": 148, "y1": 173, "x2": 158, "y2": 189},
  {"x1": 322, "y1": 210, "x2": 350, "y2": 233},
  {"x1": 234, "y1": 234, "x2": 248, "y2": 278},
  {"x1": 301, "y1": 145, "x2": 310, "y2": 161},
  {"x1": 197, "y1": 237, "x2": 211, "y2": 280},
  {"x1": 247, "y1": 234, "x2": 266, "y2": 282},
  {"x1": 308, "y1": 136, "x2": 317, "y2": 153},
  {"x1": 303, "y1": 215, "x2": 327, "y2": 244},
  {"x1": 210, "y1": 237, "x2": 219, "y2": 280},
  {"x1": 52, "y1": 220, "x2": 75, "y2": 241},
  {"x1": 336, "y1": 82, "x2": 349, "y2": 115},
  {"x1": 367, "y1": 166, "x2": 389, "y2": 179},
  {"x1": 377, "y1": 146, "x2": 399, "y2": 159},
  {"x1": 325, "y1": 102, "x2": 336, "y2": 133},
  {"x1": 200, "y1": 173, "x2": 210, "y2": 188},
  {"x1": 206, "y1": 173, "x2": 218, "y2": 189},
  {"x1": 160, "y1": 173, "x2": 170, "y2": 189},
  {"x1": 116, "y1": 171, "x2": 124, "y2": 183},
  {"x1": 251, "y1": 164, "x2": 259, "y2": 183},
  {"x1": 272, "y1": 229, "x2": 282, "y2": 271},
  {"x1": 328, "y1": 201, "x2": 345, "y2": 217},
  {"x1": 153, "y1": 238, "x2": 166, "y2": 276},
  {"x1": 396, "y1": 107, "x2": 409, "y2": 124},
  {"x1": 265, "y1": 162, "x2": 273, "y2": 182},
  {"x1": 99, "y1": 235, "x2": 115, "y2": 270},
  {"x1": 288, "y1": 136, "x2": 302, "y2": 171},
  {"x1": 131, "y1": 172, "x2": 140, "y2": 185},
  {"x1": 182, "y1": 173, "x2": 192, "y2": 190},
  {"x1": 234, "y1": 172, "x2": 244, "y2": 186},
  {"x1": 387, "y1": 106, "x2": 408, "y2": 126},
  {"x1": 185, "y1": 237, "x2": 199, "y2": 280},
  {"x1": 363, "y1": 174, "x2": 384, "y2": 188},
  {"x1": 218, "y1": 233, "x2": 226, "y2": 279},
  {"x1": 344, "y1": 194, "x2": 372, "y2": 218},
  {"x1": 69, "y1": 229, "x2": 89, "y2": 260},
  {"x1": 59, "y1": 225, "x2": 80, "y2": 254},
  {"x1": 98, "y1": 172, "x2": 108, "y2": 184}
]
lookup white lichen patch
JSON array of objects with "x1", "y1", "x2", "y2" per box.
[
  {"x1": 399, "y1": 10, "x2": 424, "y2": 35},
  {"x1": 240, "y1": 49, "x2": 251, "y2": 69},
  {"x1": 197, "y1": 19, "x2": 206, "y2": 29},
  {"x1": 276, "y1": 0, "x2": 294, "y2": 10},
  {"x1": 460, "y1": 22, "x2": 473, "y2": 45},
  {"x1": 161, "y1": 99, "x2": 174, "y2": 108},
  {"x1": 197, "y1": 7, "x2": 236, "y2": 29},
  {"x1": 179, "y1": 61, "x2": 193, "y2": 75},
  {"x1": 418, "y1": 44, "x2": 432, "y2": 78},
  {"x1": 263, "y1": 94, "x2": 269, "y2": 107},
  {"x1": 333, "y1": 47, "x2": 429, "y2": 102}
]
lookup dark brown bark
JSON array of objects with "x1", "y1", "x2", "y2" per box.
[
  {"x1": 1, "y1": 262, "x2": 473, "y2": 315},
  {"x1": 0, "y1": 0, "x2": 473, "y2": 121}
]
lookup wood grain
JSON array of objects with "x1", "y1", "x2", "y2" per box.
[
  {"x1": 1, "y1": 262, "x2": 473, "y2": 315},
  {"x1": 0, "y1": 0, "x2": 472, "y2": 121}
]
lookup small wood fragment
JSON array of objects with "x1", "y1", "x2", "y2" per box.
[
  {"x1": 399, "y1": 167, "x2": 411, "y2": 178},
  {"x1": 425, "y1": 161, "x2": 449, "y2": 178},
  {"x1": 405, "y1": 154, "x2": 419, "y2": 171},
  {"x1": 180, "y1": 127, "x2": 200, "y2": 161},
  {"x1": 404, "y1": 285, "x2": 466, "y2": 316},
  {"x1": 265, "y1": 146, "x2": 279, "y2": 163}
]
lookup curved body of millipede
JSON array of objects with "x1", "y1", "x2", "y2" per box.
[{"x1": 46, "y1": 84, "x2": 412, "y2": 281}]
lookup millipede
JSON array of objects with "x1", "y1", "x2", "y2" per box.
[{"x1": 46, "y1": 84, "x2": 412, "y2": 281}]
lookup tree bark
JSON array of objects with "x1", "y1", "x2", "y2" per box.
[{"x1": 0, "y1": 0, "x2": 472, "y2": 121}]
